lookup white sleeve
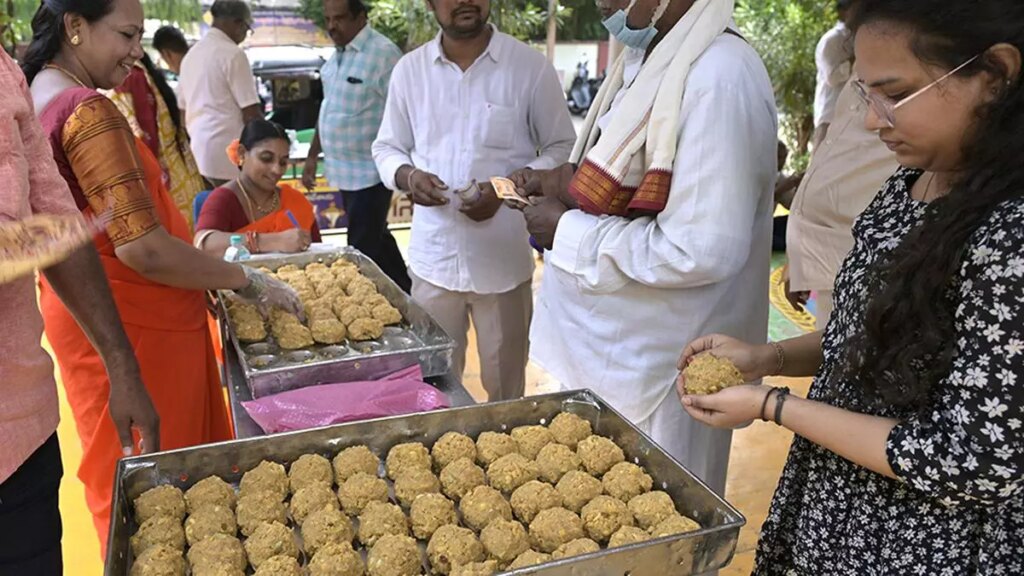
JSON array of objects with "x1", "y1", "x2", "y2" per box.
[
  {"x1": 822, "y1": 30, "x2": 853, "y2": 87},
  {"x1": 526, "y1": 64, "x2": 576, "y2": 171},
  {"x1": 227, "y1": 49, "x2": 260, "y2": 109},
  {"x1": 547, "y1": 83, "x2": 774, "y2": 293},
  {"x1": 372, "y1": 62, "x2": 415, "y2": 191}
]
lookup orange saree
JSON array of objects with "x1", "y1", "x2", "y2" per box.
[
  {"x1": 37, "y1": 88, "x2": 231, "y2": 555},
  {"x1": 196, "y1": 184, "x2": 319, "y2": 361}
]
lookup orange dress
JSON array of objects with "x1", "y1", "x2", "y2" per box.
[
  {"x1": 196, "y1": 184, "x2": 319, "y2": 363},
  {"x1": 37, "y1": 88, "x2": 231, "y2": 555}
]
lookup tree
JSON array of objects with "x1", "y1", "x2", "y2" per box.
[
  {"x1": 736, "y1": 0, "x2": 837, "y2": 168},
  {"x1": 299, "y1": 0, "x2": 558, "y2": 51}
]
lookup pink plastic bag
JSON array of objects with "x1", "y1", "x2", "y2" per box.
[{"x1": 241, "y1": 365, "x2": 450, "y2": 434}]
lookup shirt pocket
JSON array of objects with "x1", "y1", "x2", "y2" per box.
[
  {"x1": 481, "y1": 102, "x2": 516, "y2": 149},
  {"x1": 335, "y1": 79, "x2": 374, "y2": 117}
]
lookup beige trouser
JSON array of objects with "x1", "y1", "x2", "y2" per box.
[
  {"x1": 816, "y1": 289, "x2": 835, "y2": 330},
  {"x1": 411, "y1": 272, "x2": 532, "y2": 401}
]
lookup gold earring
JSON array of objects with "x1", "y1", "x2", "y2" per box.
[{"x1": 70, "y1": 34, "x2": 81, "y2": 46}]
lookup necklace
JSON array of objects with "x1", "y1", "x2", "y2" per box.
[
  {"x1": 236, "y1": 178, "x2": 280, "y2": 221},
  {"x1": 43, "y1": 63, "x2": 89, "y2": 88}
]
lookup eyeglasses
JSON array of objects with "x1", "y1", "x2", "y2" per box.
[{"x1": 853, "y1": 54, "x2": 980, "y2": 128}]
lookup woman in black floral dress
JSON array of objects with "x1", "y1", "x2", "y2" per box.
[{"x1": 676, "y1": 1, "x2": 1024, "y2": 574}]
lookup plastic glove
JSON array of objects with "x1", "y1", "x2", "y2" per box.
[{"x1": 235, "y1": 266, "x2": 304, "y2": 319}]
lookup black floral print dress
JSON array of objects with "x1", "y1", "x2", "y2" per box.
[{"x1": 754, "y1": 168, "x2": 1024, "y2": 575}]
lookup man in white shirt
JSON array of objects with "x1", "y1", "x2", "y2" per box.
[
  {"x1": 178, "y1": 0, "x2": 262, "y2": 186},
  {"x1": 372, "y1": 0, "x2": 575, "y2": 401},
  {"x1": 813, "y1": 0, "x2": 856, "y2": 148},
  {"x1": 518, "y1": 0, "x2": 777, "y2": 495}
]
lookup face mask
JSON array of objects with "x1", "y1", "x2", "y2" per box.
[{"x1": 601, "y1": 0, "x2": 670, "y2": 50}]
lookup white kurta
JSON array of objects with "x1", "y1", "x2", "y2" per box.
[{"x1": 531, "y1": 35, "x2": 777, "y2": 492}]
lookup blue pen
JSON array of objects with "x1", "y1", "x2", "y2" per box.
[{"x1": 285, "y1": 210, "x2": 300, "y2": 229}]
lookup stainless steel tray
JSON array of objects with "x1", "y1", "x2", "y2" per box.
[
  {"x1": 218, "y1": 247, "x2": 454, "y2": 398},
  {"x1": 106, "y1": 389, "x2": 744, "y2": 575}
]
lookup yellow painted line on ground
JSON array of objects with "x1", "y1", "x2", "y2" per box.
[{"x1": 769, "y1": 265, "x2": 818, "y2": 333}]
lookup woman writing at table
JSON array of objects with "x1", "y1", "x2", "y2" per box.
[{"x1": 194, "y1": 119, "x2": 320, "y2": 254}]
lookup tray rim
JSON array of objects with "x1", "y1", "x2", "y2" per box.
[{"x1": 106, "y1": 388, "x2": 745, "y2": 575}]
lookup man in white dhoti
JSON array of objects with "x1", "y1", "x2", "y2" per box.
[{"x1": 517, "y1": 0, "x2": 777, "y2": 495}]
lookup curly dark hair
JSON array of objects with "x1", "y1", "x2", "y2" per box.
[{"x1": 843, "y1": 0, "x2": 1024, "y2": 410}]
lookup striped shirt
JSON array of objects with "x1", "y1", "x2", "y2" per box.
[{"x1": 319, "y1": 25, "x2": 402, "y2": 191}]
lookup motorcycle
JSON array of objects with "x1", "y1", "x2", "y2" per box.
[{"x1": 567, "y1": 61, "x2": 604, "y2": 116}]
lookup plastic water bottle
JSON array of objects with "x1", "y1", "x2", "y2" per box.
[{"x1": 224, "y1": 234, "x2": 251, "y2": 262}]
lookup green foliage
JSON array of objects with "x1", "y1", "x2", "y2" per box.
[
  {"x1": 736, "y1": 0, "x2": 837, "y2": 161},
  {"x1": 555, "y1": 0, "x2": 605, "y2": 41},
  {"x1": 1, "y1": 0, "x2": 200, "y2": 54},
  {"x1": 143, "y1": 0, "x2": 203, "y2": 25},
  {"x1": 299, "y1": 0, "x2": 562, "y2": 51}
]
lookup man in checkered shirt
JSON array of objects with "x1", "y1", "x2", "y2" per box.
[{"x1": 303, "y1": 0, "x2": 412, "y2": 292}]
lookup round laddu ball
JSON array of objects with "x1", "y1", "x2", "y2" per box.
[
  {"x1": 439, "y1": 457, "x2": 486, "y2": 502},
  {"x1": 410, "y1": 493, "x2": 458, "y2": 540},
  {"x1": 236, "y1": 491, "x2": 288, "y2": 536},
  {"x1": 576, "y1": 436, "x2": 625, "y2": 477},
  {"x1": 192, "y1": 564, "x2": 245, "y2": 576},
  {"x1": 603, "y1": 462, "x2": 653, "y2": 502},
  {"x1": 239, "y1": 460, "x2": 289, "y2": 501},
  {"x1": 627, "y1": 491, "x2": 677, "y2": 530},
  {"x1": 185, "y1": 476, "x2": 236, "y2": 514},
  {"x1": 244, "y1": 521, "x2": 300, "y2": 569},
  {"x1": 432, "y1": 432, "x2": 477, "y2": 471},
  {"x1": 508, "y1": 549, "x2": 552, "y2": 570},
  {"x1": 358, "y1": 501, "x2": 410, "y2": 547},
  {"x1": 426, "y1": 524, "x2": 485, "y2": 575},
  {"x1": 510, "y1": 425, "x2": 555, "y2": 460},
  {"x1": 459, "y1": 485, "x2": 513, "y2": 532},
  {"x1": 480, "y1": 519, "x2": 530, "y2": 564},
  {"x1": 134, "y1": 485, "x2": 186, "y2": 524},
  {"x1": 254, "y1": 555, "x2": 303, "y2": 576},
  {"x1": 185, "y1": 505, "x2": 237, "y2": 545},
  {"x1": 187, "y1": 533, "x2": 247, "y2": 573},
  {"x1": 289, "y1": 453, "x2": 335, "y2": 493},
  {"x1": 475, "y1": 432, "x2": 519, "y2": 467},
  {"x1": 367, "y1": 534, "x2": 422, "y2": 576},
  {"x1": 486, "y1": 453, "x2": 539, "y2": 493},
  {"x1": 291, "y1": 483, "x2": 340, "y2": 525},
  {"x1": 534, "y1": 443, "x2": 583, "y2": 484},
  {"x1": 552, "y1": 538, "x2": 600, "y2": 560},
  {"x1": 130, "y1": 514, "x2": 185, "y2": 556},
  {"x1": 338, "y1": 472, "x2": 389, "y2": 516},
  {"x1": 302, "y1": 506, "x2": 355, "y2": 556},
  {"x1": 608, "y1": 525, "x2": 652, "y2": 548},
  {"x1": 309, "y1": 542, "x2": 366, "y2": 576},
  {"x1": 386, "y1": 443, "x2": 432, "y2": 480},
  {"x1": 547, "y1": 412, "x2": 592, "y2": 450},
  {"x1": 648, "y1": 514, "x2": 701, "y2": 538},
  {"x1": 450, "y1": 560, "x2": 500, "y2": 576},
  {"x1": 129, "y1": 544, "x2": 186, "y2": 576},
  {"x1": 581, "y1": 495, "x2": 635, "y2": 543},
  {"x1": 333, "y1": 445, "x2": 381, "y2": 482},
  {"x1": 528, "y1": 507, "x2": 585, "y2": 553},
  {"x1": 394, "y1": 467, "x2": 441, "y2": 508},
  {"x1": 555, "y1": 471, "x2": 604, "y2": 514},
  {"x1": 509, "y1": 481, "x2": 563, "y2": 525}
]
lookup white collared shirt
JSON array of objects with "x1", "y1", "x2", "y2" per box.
[
  {"x1": 179, "y1": 28, "x2": 260, "y2": 181},
  {"x1": 814, "y1": 22, "x2": 853, "y2": 128},
  {"x1": 372, "y1": 28, "x2": 576, "y2": 294},
  {"x1": 531, "y1": 36, "x2": 778, "y2": 422}
]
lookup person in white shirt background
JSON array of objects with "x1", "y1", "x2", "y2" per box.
[
  {"x1": 372, "y1": 0, "x2": 575, "y2": 402},
  {"x1": 516, "y1": 0, "x2": 777, "y2": 495},
  {"x1": 812, "y1": 0, "x2": 856, "y2": 148},
  {"x1": 178, "y1": 0, "x2": 263, "y2": 186}
]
